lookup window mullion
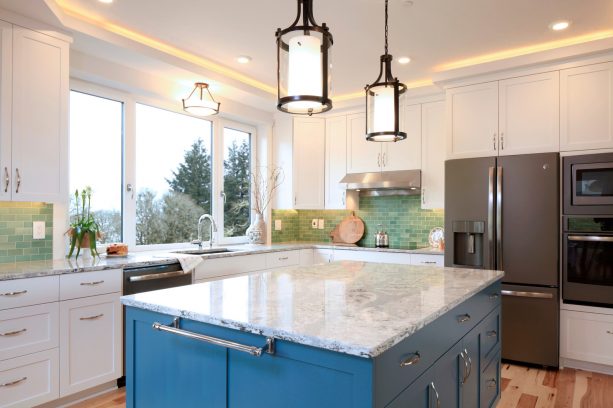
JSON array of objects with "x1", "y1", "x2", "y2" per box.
[
  {"x1": 123, "y1": 97, "x2": 137, "y2": 248},
  {"x1": 212, "y1": 118, "x2": 224, "y2": 245}
]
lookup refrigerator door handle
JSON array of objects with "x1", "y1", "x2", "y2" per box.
[
  {"x1": 501, "y1": 290, "x2": 554, "y2": 299},
  {"x1": 496, "y1": 166, "x2": 503, "y2": 271},
  {"x1": 488, "y1": 166, "x2": 496, "y2": 270}
]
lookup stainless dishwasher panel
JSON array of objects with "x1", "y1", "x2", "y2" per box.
[
  {"x1": 501, "y1": 284, "x2": 559, "y2": 367},
  {"x1": 123, "y1": 263, "x2": 192, "y2": 295}
]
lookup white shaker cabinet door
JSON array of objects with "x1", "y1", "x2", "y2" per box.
[
  {"x1": 347, "y1": 112, "x2": 382, "y2": 173},
  {"x1": 421, "y1": 101, "x2": 445, "y2": 210},
  {"x1": 325, "y1": 116, "x2": 348, "y2": 209},
  {"x1": 499, "y1": 72, "x2": 559, "y2": 156},
  {"x1": 0, "y1": 21, "x2": 11, "y2": 202},
  {"x1": 560, "y1": 62, "x2": 613, "y2": 151},
  {"x1": 59, "y1": 293, "x2": 122, "y2": 397},
  {"x1": 383, "y1": 104, "x2": 422, "y2": 171},
  {"x1": 293, "y1": 117, "x2": 325, "y2": 209},
  {"x1": 11, "y1": 27, "x2": 68, "y2": 203},
  {"x1": 446, "y1": 81, "x2": 499, "y2": 159}
]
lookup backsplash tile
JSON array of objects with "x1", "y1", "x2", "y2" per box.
[
  {"x1": 0, "y1": 202, "x2": 53, "y2": 263},
  {"x1": 272, "y1": 196, "x2": 444, "y2": 249}
]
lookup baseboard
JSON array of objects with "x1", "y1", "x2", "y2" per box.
[
  {"x1": 34, "y1": 380, "x2": 119, "y2": 408},
  {"x1": 560, "y1": 358, "x2": 613, "y2": 375}
]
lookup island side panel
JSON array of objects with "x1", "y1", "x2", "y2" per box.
[{"x1": 125, "y1": 307, "x2": 374, "y2": 408}]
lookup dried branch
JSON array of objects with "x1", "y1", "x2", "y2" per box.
[{"x1": 252, "y1": 166, "x2": 284, "y2": 215}]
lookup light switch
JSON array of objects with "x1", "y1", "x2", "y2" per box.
[
  {"x1": 274, "y1": 219, "x2": 282, "y2": 231},
  {"x1": 318, "y1": 219, "x2": 325, "y2": 229},
  {"x1": 311, "y1": 219, "x2": 318, "y2": 229},
  {"x1": 33, "y1": 221, "x2": 45, "y2": 240}
]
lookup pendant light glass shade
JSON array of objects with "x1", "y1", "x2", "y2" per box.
[
  {"x1": 276, "y1": 0, "x2": 333, "y2": 116},
  {"x1": 365, "y1": 1, "x2": 407, "y2": 142},
  {"x1": 182, "y1": 82, "x2": 220, "y2": 116}
]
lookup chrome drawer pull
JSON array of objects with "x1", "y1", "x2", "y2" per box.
[
  {"x1": 487, "y1": 330, "x2": 497, "y2": 337},
  {"x1": 80, "y1": 280, "x2": 104, "y2": 286},
  {"x1": 129, "y1": 271, "x2": 189, "y2": 282},
  {"x1": 460, "y1": 351, "x2": 468, "y2": 384},
  {"x1": 501, "y1": 290, "x2": 553, "y2": 299},
  {"x1": 489, "y1": 293, "x2": 499, "y2": 300},
  {"x1": 487, "y1": 379, "x2": 497, "y2": 388},
  {"x1": 607, "y1": 330, "x2": 613, "y2": 335},
  {"x1": 278, "y1": 256, "x2": 289, "y2": 261},
  {"x1": 399, "y1": 352, "x2": 420, "y2": 367},
  {"x1": 464, "y1": 348, "x2": 472, "y2": 381},
  {"x1": 3, "y1": 167, "x2": 8, "y2": 192},
  {"x1": 0, "y1": 328, "x2": 27, "y2": 336},
  {"x1": 457, "y1": 314, "x2": 471, "y2": 323},
  {"x1": 15, "y1": 168, "x2": 20, "y2": 194},
  {"x1": 0, "y1": 290, "x2": 27, "y2": 297},
  {"x1": 80, "y1": 313, "x2": 104, "y2": 320},
  {"x1": 421, "y1": 261, "x2": 437, "y2": 264},
  {"x1": 153, "y1": 317, "x2": 275, "y2": 357},
  {"x1": 1, "y1": 376, "x2": 27, "y2": 387},
  {"x1": 430, "y1": 382, "x2": 441, "y2": 408}
]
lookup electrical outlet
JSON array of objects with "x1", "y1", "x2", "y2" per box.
[
  {"x1": 33, "y1": 221, "x2": 45, "y2": 240},
  {"x1": 318, "y1": 219, "x2": 325, "y2": 229},
  {"x1": 311, "y1": 219, "x2": 318, "y2": 229},
  {"x1": 274, "y1": 219, "x2": 282, "y2": 231}
]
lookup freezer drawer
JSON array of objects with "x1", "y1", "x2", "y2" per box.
[{"x1": 501, "y1": 284, "x2": 559, "y2": 367}]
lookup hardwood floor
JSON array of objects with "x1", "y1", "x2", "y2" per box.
[{"x1": 73, "y1": 364, "x2": 613, "y2": 408}]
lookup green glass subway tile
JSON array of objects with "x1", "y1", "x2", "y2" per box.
[
  {"x1": 30, "y1": 254, "x2": 50, "y2": 261},
  {"x1": 31, "y1": 240, "x2": 46, "y2": 248},
  {"x1": 7, "y1": 249, "x2": 23, "y2": 256},
  {"x1": 22, "y1": 248, "x2": 38, "y2": 256},
  {"x1": 15, "y1": 214, "x2": 33, "y2": 222}
]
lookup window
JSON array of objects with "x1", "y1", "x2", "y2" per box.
[
  {"x1": 135, "y1": 103, "x2": 213, "y2": 245},
  {"x1": 69, "y1": 91, "x2": 123, "y2": 244},
  {"x1": 68, "y1": 83, "x2": 256, "y2": 250}
]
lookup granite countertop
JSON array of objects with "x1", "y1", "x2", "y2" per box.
[
  {"x1": 0, "y1": 243, "x2": 444, "y2": 281},
  {"x1": 121, "y1": 261, "x2": 502, "y2": 358}
]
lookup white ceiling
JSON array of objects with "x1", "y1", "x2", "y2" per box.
[{"x1": 0, "y1": 0, "x2": 611, "y2": 106}]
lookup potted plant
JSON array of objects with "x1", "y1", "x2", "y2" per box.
[{"x1": 66, "y1": 187, "x2": 101, "y2": 258}]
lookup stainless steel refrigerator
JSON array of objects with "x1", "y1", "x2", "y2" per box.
[{"x1": 444, "y1": 153, "x2": 559, "y2": 367}]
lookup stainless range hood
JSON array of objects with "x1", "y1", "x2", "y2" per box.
[{"x1": 340, "y1": 170, "x2": 421, "y2": 196}]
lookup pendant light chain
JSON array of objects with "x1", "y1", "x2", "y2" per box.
[{"x1": 384, "y1": 0, "x2": 389, "y2": 56}]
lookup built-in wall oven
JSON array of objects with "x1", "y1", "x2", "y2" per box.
[
  {"x1": 563, "y1": 153, "x2": 613, "y2": 215},
  {"x1": 563, "y1": 216, "x2": 613, "y2": 307}
]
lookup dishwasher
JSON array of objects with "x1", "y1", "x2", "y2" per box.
[{"x1": 119, "y1": 262, "x2": 193, "y2": 387}]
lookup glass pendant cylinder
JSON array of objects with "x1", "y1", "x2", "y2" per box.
[{"x1": 276, "y1": 0, "x2": 333, "y2": 115}]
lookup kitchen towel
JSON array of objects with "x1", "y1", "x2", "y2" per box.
[{"x1": 172, "y1": 253, "x2": 204, "y2": 274}]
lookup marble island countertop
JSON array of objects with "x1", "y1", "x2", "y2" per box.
[
  {"x1": 0, "y1": 243, "x2": 443, "y2": 281},
  {"x1": 121, "y1": 262, "x2": 502, "y2": 358}
]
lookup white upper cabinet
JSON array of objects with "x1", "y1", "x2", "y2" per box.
[
  {"x1": 347, "y1": 112, "x2": 380, "y2": 173},
  {"x1": 421, "y1": 101, "x2": 445, "y2": 209},
  {"x1": 446, "y1": 81, "x2": 499, "y2": 159},
  {"x1": 384, "y1": 104, "x2": 422, "y2": 171},
  {"x1": 0, "y1": 24, "x2": 68, "y2": 203},
  {"x1": 293, "y1": 117, "x2": 325, "y2": 209},
  {"x1": 560, "y1": 62, "x2": 613, "y2": 151},
  {"x1": 325, "y1": 115, "x2": 347, "y2": 209},
  {"x1": 498, "y1": 72, "x2": 559, "y2": 156}
]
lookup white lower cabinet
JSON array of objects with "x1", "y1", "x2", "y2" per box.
[
  {"x1": 0, "y1": 303, "x2": 59, "y2": 361},
  {"x1": 0, "y1": 348, "x2": 59, "y2": 408},
  {"x1": 312, "y1": 249, "x2": 443, "y2": 265},
  {"x1": 195, "y1": 254, "x2": 267, "y2": 282},
  {"x1": 561, "y1": 309, "x2": 613, "y2": 367},
  {"x1": 299, "y1": 249, "x2": 314, "y2": 266},
  {"x1": 59, "y1": 292, "x2": 122, "y2": 397}
]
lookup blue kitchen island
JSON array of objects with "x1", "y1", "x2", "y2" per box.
[{"x1": 122, "y1": 261, "x2": 503, "y2": 408}]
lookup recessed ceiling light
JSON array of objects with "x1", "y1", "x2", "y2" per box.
[
  {"x1": 398, "y1": 56, "x2": 411, "y2": 64},
  {"x1": 236, "y1": 56, "x2": 252, "y2": 64},
  {"x1": 549, "y1": 20, "x2": 570, "y2": 31},
  {"x1": 98, "y1": 0, "x2": 113, "y2": 3}
]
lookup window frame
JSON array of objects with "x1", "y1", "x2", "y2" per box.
[{"x1": 69, "y1": 79, "x2": 258, "y2": 251}]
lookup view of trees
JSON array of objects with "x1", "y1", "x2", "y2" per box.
[{"x1": 79, "y1": 137, "x2": 252, "y2": 246}]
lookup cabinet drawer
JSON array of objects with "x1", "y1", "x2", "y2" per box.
[
  {"x1": 0, "y1": 348, "x2": 59, "y2": 408},
  {"x1": 0, "y1": 276, "x2": 59, "y2": 310},
  {"x1": 480, "y1": 309, "x2": 500, "y2": 363},
  {"x1": 374, "y1": 281, "x2": 501, "y2": 407},
  {"x1": 0, "y1": 303, "x2": 58, "y2": 361},
  {"x1": 561, "y1": 310, "x2": 613, "y2": 366},
  {"x1": 195, "y1": 254, "x2": 266, "y2": 281},
  {"x1": 480, "y1": 350, "x2": 501, "y2": 408},
  {"x1": 410, "y1": 254, "x2": 444, "y2": 266},
  {"x1": 265, "y1": 250, "x2": 299, "y2": 269},
  {"x1": 59, "y1": 269, "x2": 122, "y2": 300},
  {"x1": 60, "y1": 293, "x2": 122, "y2": 396}
]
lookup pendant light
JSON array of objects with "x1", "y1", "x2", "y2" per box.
[
  {"x1": 275, "y1": 0, "x2": 333, "y2": 116},
  {"x1": 182, "y1": 82, "x2": 220, "y2": 116},
  {"x1": 365, "y1": 0, "x2": 407, "y2": 142}
]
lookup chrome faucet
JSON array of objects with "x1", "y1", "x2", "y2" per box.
[{"x1": 191, "y1": 214, "x2": 217, "y2": 249}]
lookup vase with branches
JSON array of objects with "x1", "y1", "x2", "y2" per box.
[
  {"x1": 66, "y1": 187, "x2": 101, "y2": 258},
  {"x1": 247, "y1": 166, "x2": 284, "y2": 244}
]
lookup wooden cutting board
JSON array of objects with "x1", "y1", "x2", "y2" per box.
[{"x1": 330, "y1": 213, "x2": 365, "y2": 244}]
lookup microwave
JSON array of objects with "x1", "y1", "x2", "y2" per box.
[{"x1": 564, "y1": 153, "x2": 613, "y2": 215}]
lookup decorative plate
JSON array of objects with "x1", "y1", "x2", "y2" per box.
[{"x1": 428, "y1": 227, "x2": 444, "y2": 248}]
